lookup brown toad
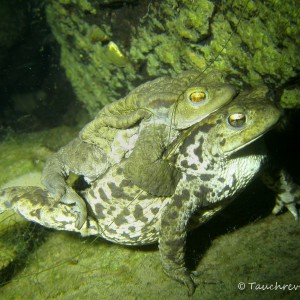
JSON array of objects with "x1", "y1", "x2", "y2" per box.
[{"x1": 42, "y1": 70, "x2": 236, "y2": 228}]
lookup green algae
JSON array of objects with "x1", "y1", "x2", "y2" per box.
[
  {"x1": 0, "y1": 142, "x2": 46, "y2": 187},
  {"x1": 46, "y1": 0, "x2": 136, "y2": 116},
  {"x1": 45, "y1": 0, "x2": 300, "y2": 113},
  {"x1": 129, "y1": 0, "x2": 214, "y2": 76},
  {"x1": 280, "y1": 89, "x2": 300, "y2": 109},
  {"x1": 207, "y1": 0, "x2": 300, "y2": 88}
]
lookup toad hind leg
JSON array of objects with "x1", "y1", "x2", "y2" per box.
[
  {"x1": 124, "y1": 125, "x2": 181, "y2": 196},
  {"x1": 261, "y1": 168, "x2": 300, "y2": 220},
  {"x1": 0, "y1": 186, "x2": 98, "y2": 235}
]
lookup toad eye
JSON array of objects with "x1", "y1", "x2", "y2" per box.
[
  {"x1": 189, "y1": 91, "x2": 207, "y2": 105},
  {"x1": 228, "y1": 113, "x2": 246, "y2": 127}
]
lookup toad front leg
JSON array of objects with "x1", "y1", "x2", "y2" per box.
[
  {"x1": 42, "y1": 137, "x2": 109, "y2": 228},
  {"x1": 159, "y1": 187, "x2": 203, "y2": 296}
]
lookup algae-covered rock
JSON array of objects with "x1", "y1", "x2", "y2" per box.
[
  {"x1": 46, "y1": 0, "x2": 300, "y2": 114},
  {"x1": 0, "y1": 141, "x2": 46, "y2": 187},
  {"x1": 131, "y1": 0, "x2": 300, "y2": 88},
  {"x1": 46, "y1": 0, "x2": 137, "y2": 115},
  {"x1": 206, "y1": 0, "x2": 300, "y2": 88},
  {"x1": 0, "y1": 127, "x2": 77, "y2": 186},
  {"x1": 280, "y1": 89, "x2": 300, "y2": 109},
  {"x1": 129, "y1": 0, "x2": 214, "y2": 76}
]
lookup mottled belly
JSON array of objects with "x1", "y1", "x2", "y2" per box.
[{"x1": 83, "y1": 167, "x2": 171, "y2": 245}]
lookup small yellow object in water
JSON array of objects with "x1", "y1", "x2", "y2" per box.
[
  {"x1": 106, "y1": 41, "x2": 127, "y2": 66},
  {"x1": 108, "y1": 41, "x2": 125, "y2": 58}
]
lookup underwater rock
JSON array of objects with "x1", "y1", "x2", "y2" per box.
[
  {"x1": 0, "y1": 127, "x2": 77, "y2": 186},
  {"x1": 280, "y1": 89, "x2": 300, "y2": 109},
  {"x1": 46, "y1": 0, "x2": 300, "y2": 114}
]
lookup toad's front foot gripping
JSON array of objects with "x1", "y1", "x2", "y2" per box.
[
  {"x1": 42, "y1": 146, "x2": 88, "y2": 229},
  {"x1": 59, "y1": 186, "x2": 87, "y2": 229},
  {"x1": 42, "y1": 173, "x2": 87, "y2": 229}
]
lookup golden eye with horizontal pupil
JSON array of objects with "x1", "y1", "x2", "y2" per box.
[
  {"x1": 189, "y1": 91, "x2": 207, "y2": 104},
  {"x1": 228, "y1": 113, "x2": 246, "y2": 127}
]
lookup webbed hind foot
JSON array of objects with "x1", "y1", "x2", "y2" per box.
[{"x1": 0, "y1": 186, "x2": 94, "y2": 234}]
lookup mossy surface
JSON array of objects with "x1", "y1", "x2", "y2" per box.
[
  {"x1": 0, "y1": 141, "x2": 47, "y2": 187},
  {"x1": 46, "y1": 0, "x2": 137, "y2": 115},
  {"x1": 280, "y1": 89, "x2": 300, "y2": 109},
  {"x1": 0, "y1": 127, "x2": 77, "y2": 186},
  {"x1": 46, "y1": 0, "x2": 300, "y2": 113}
]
